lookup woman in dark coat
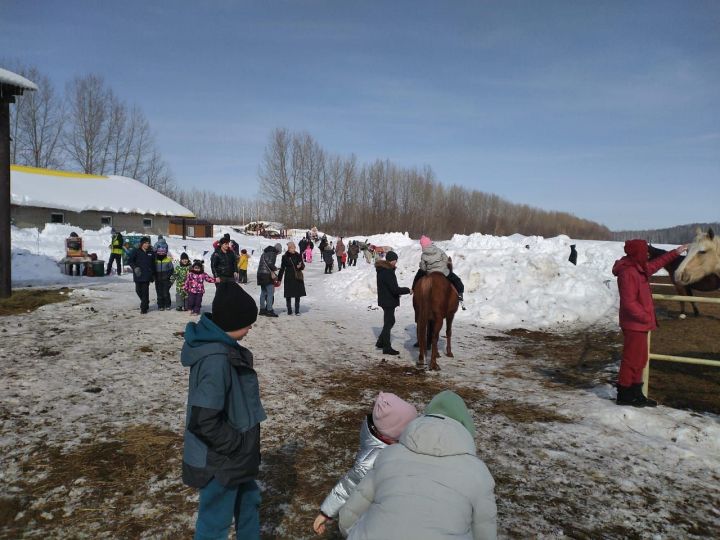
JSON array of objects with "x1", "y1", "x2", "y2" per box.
[{"x1": 277, "y1": 242, "x2": 307, "y2": 315}]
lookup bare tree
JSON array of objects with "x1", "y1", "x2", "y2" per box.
[
  {"x1": 64, "y1": 74, "x2": 112, "y2": 174},
  {"x1": 10, "y1": 67, "x2": 65, "y2": 169}
]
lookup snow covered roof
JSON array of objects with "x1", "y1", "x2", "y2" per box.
[
  {"x1": 10, "y1": 165, "x2": 194, "y2": 218},
  {"x1": 0, "y1": 67, "x2": 38, "y2": 91}
]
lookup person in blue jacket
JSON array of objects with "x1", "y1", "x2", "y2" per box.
[
  {"x1": 181, "y1": 281, "x2": 265, "y2": 539},
  {"x1": 127, "y1": 236, "x2": 155, "y2": 314}
]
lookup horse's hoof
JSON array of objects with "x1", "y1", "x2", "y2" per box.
[
  {"x1": 430, "y1": 364, "x2": 441, "y2": 371},
  {"x1": 446, "y1": 352, "x2": 454, "y2": 358},
  {"x1": 415, "y1": 363, "x2": 426, "y2": 371}
]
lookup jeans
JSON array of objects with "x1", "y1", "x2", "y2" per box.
[
  {"x1": 194, "y1": 479, "x2": 261, "y2": 540},
  {"x1": 176, "y1": 291, "x2": 187, "y2": 310},
  {"x1": 135, "y1": 282, "x2": 150, "y2": 312},
  {"x1": 238, "y1": 269, "x2": 247, "y2": 283},
  {"x1": 259, "y1": 283, "x2": 274, "y2": 312}
]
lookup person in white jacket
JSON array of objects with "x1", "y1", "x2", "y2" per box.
[{"x1": 339, "y1": 390, "x2": 497, "y2": 540}]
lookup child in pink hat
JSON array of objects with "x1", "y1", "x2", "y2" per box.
[
  {"x1": 413, "y1": 235, "x2": 466, "y2": 309},
  {"x1": 312, "y1": 392, "x2": 417, "y2": 535}
]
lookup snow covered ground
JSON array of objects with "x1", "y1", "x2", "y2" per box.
[{"x1": 2, "y1": 225, "x2": 718, "y2": 538}]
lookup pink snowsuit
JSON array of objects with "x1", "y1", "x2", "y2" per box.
[{"x1": 303, "y1": 246, "x2": 313, "y2": 263}]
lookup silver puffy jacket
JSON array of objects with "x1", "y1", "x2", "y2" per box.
[
  {"x1": 320, "y1": 416, "x2": 388, "y2": 518},
  {"x1": 420, "y1": 244, "x2": 450, "y2": 276}
]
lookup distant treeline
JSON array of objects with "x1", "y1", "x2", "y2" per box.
[
  {"x1": 258, "y1": 128, "x2": 612, "y2": 240},
  {"x1": 611, "y1": 222, "x2": 720, "y2": 245}
]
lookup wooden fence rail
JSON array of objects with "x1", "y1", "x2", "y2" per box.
[{"x1": 643, "y1": 294, "x2": 720, "y2": 395}]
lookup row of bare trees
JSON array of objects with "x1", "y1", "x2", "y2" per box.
[
  {"x1": 9, "y1": 66, "x2": 173, "y2": 193},
  {"x1": 171, "y1": 188, "x2": 272, "y2": 224},
  {"x1": 259, "y1": 128, "x2": 612, "y2": 240}
]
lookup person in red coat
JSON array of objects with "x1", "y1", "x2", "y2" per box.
[{"x1": 612, "y1": 239, "x2": 687, "y2": 407}]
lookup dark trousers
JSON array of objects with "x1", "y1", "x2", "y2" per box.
[
  {"x1": 238, "y1": 269, "x2": 248, "y2": 283},
  {"x1": 155, "y1": 279, "x2": 172, "y2": 308},
  {"x1": 135, "y1": 282, "x2": 150, "y2": 313},
  {"x1": 349, "y1": 257, "x2": 357, "y2": 266},
  {"x1": 412, "y1": 269, "x2": 464, "y2": 297},
  {"x1": 377, "y1": 307, "x2": 396, "y2": 349},
  {"x1": 285, "y1": 297, "x2": 301, "y2": 314},
  {"x1": 187, "y1": 292, "x2": 204, "y2": 314},
  {"x1": 324, "y1": 262, "x2": 333, "y2": 274},
  {"x1": 337, "y1": 256, "x2": 345, "y2": 270},
  {"x1": 106, "y1": 253, "x2": 122, "y2": 275},
  {"x1": 618, "y1": 329, "x2": 648, "y2": 387}
]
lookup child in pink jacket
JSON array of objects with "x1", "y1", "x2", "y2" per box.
[
  {"x1": 183, "y1": 260, "x2": 216, "y2": 315},
  {"x1": 303, "y1": 245, "x2": 313, "y2": 263}
]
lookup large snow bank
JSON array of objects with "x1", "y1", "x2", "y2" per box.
[{"x1": 12, "y1": 225, "x2": 682, "y2": 331}]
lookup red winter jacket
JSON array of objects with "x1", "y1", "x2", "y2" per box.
[{"x1": 612, "y1": 240, "x2": 681, "y2": 332}]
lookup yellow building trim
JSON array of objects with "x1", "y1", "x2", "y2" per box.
[{"x1": 11, "y1": 164, "x2": 107, "y2": 179}]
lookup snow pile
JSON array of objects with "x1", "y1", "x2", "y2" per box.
[{"x1": 10, "y1": 224, "x2": 681, "y2": 331}]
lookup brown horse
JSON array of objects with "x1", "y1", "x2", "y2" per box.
[
  {"x1": 648, "y1": 243, "x2": 720, "y2": 317},
  {"x1": 413, "y1": 272, "x2": 459, "y2": 371}
]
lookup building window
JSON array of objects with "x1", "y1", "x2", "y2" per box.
[
  {"x1": 143, "y1": 218, "x2": 153, "y2": 228},
  {"x1": 101, "y1": 216, "x2": 112, "y2": 226},
  {"x1": 50, "y1": 213, "x2": 64, "y2": 224}
]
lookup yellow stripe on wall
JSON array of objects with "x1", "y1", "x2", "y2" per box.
[{"x1": 11, "y1": 164, "x2": 108, "y2": 179}]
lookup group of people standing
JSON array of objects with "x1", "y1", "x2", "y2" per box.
[{"x1": 179, "y1": 276, "x2": 496, "y2": 539}]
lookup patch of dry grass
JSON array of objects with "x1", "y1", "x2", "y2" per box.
[
  {"x1": 0, "y1": 425, "x2": 193, "y2": 538},
  {"x1": 0, "y1": 288, "x2": 71, "y2": 316}
]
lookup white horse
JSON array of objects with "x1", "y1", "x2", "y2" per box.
[{"x1": 675, "y1": 228, "x2": 720, "y2": 286}]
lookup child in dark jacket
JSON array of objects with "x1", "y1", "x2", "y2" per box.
[
  {"x1": 127, "y1": 236, "x2": 155, "y2": 314},
  {"x1": 181, "y1": 281, "x2": 265, "y2": 539},
  {"x1": 154, "y1": 245, "x2": 174, "y2": 310},
  {"x1": 183, "y1": 260, "x2": 216, "y2": 315}
]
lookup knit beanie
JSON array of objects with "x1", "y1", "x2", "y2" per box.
[
  {"x1": 219, "y1": 237, "x2": 230, "y2": 245},
  {"x1": 140, "y1": 236, "x2": 150, "y2": 245},
  {"x1": 274, "y1": 243, "x2": 282, "y2": 252},
  {"x1": 180, "y1": 252, "x2": 189, "y2": 261},
  {"x1": 420, "y1": 235, "x2": 432, "y2": 249},
  {"x1": 385, "y1": 251, "x2": 398, "y2": 262},
  {"x1": 212, "y1": 282, "x2": 258, "y2": 332},
  {"x1": 424, "y1": 390, "x2": 476, "y2": 437},
  {"x1": 372, "y1": 392, "x2": 418, "y2": 441}
]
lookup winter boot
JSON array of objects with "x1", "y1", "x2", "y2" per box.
[
  {"x1": 383, "y1": 347, "x2": 400, "y2": 356},
  {"x1": 287, "y1": 308, "x2": 293, "y2": 315},
  {"x1": 266, "y1": 310, "x2": 278, "y2": 318},
  {"x1": 259, "y1": 308, "x2": 267, "y2": 316},
  {"x1": 616, "y1": 385, "x2": 651, "y2": 407},
  {"x1": 632, "y1": 383, "x2": 658, "y2": 407}
]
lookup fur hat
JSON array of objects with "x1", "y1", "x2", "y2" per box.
[
  {"x1": 274, "y1": 243, "x2": 282, "y2": 253},
  {"x1": 385, "y1": 251, "x2": 398, "y2": 262},
  {"x1": 287, "y1": 241, "x2": 296, "y2": 251},
  {"x1": 212, "y1": 282, "x2": 258, "y2": 332},
  {"x1": 372, "y1": 392, "x2": 417, "y2": 441},
  {"x1": 420, "y1": 235, "x2": 432, "y2": 249}
]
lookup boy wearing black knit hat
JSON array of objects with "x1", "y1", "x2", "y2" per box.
[{"x1": 181, "y1": 281, "x2": 266, "y2": 538}]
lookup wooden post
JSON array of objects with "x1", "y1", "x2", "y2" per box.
[
  {"x1": 642, "y1": 331, "x2": 651, "y2": 397},
  {"x1": 0, "y1": 101, "x2": 11, "y2": 298},
  {"x1": 182, "y1": 217, "x2": 186, "y2": 240}
]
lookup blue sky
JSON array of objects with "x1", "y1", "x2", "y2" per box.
[{"x1": 2, "y1": 1, "x2": 719, "y2": 230}]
